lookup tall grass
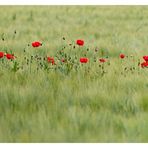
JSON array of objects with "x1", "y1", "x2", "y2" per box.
[{"x1": 0, "y1": 6, "x2": 148, "y2": 142}]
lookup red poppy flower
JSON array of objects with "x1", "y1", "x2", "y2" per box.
[
  {"x1": 141, "y1": 62, "x2": 148, "y2": 68},
  {"x1": 99, "y1": 58, "x2": 106, "y2": 63},
  {"x1": 120, "y1": 54, "x2": 125, "y2": 59},
  {"x1": 0, "y1": 52, "x2": 4, "y2": 58},
  {"x1": 143, "y1": 56, "x2": 148, "y2": 62},
  {"x1": 80, "y1": 57, "x2": 89, "y2": 63},
  {"x1": 76, "y1": 39, "x2": 84, "y2": 46},
  {"x1": 47, "y1": 57, "x2": 55, "y2": 65},
  {"x1": 32, "y1": 41, "x2": 42, "y2": 47},
  {"x1": 61, "y1": 59, "x2": 66, "y2": 63},
  {"x1": 5, "y1": 54, "x2": 15, "y2": 60}
]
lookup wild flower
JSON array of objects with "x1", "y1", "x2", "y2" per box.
[
  {"x1": 120, "y1": 54, "x2": 125, "y2": 59},
  {"x1": 141, "y1": 62, "x2": 148, "y2": 68},
  {"x1": 143, "y1": 56, "x2": 148, "y2": 62},
  {"x1": 99, "y1": 58, "x2": 106, "y2": 63},
  {"x1": 47, "y1": 57, "x2": 55, "y2": 65},
  {"x1": 76, "y1": 39, "x2": 84, "y2": 46},
  {"x1": 5, "y1": 53, "x2": 15, "y2": 60},
  {"x1": 32, "y1": 41, "x2": 42, "y2": 47},
  {"x1": 80, "y1": 57, "x2": 89, "y2": 63},
  {"x1": 0, "y1": 52, "x2": 4, "y2": 58}
]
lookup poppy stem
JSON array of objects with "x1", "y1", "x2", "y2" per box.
[{"x1": 29, "y1": 56, "x2": 32, "y2": 74}]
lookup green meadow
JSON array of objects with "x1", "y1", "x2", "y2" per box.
[{"x1": 0, "y1": 6, "x2": 148, "y2": 142}]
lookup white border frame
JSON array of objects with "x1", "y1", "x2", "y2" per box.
[{"x1": 0, "y1": 0, "x2": 148, "y2": 5}]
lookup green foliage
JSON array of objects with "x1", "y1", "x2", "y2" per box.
[{"x1": 0, "y1": 6, "x2": 148, "y2": 142}]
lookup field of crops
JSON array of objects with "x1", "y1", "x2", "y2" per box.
[{"x1": 0, "y1": 6, "x2": 148, "y2": 142}]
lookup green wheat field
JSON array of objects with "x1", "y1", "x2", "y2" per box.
[{"x1": 0, "y1": 6, "x2": 148, "y2": 142}]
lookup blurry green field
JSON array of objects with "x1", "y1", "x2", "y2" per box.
[{"x1": 0, "y1": 6, "x2": 148, "y2": 142}]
